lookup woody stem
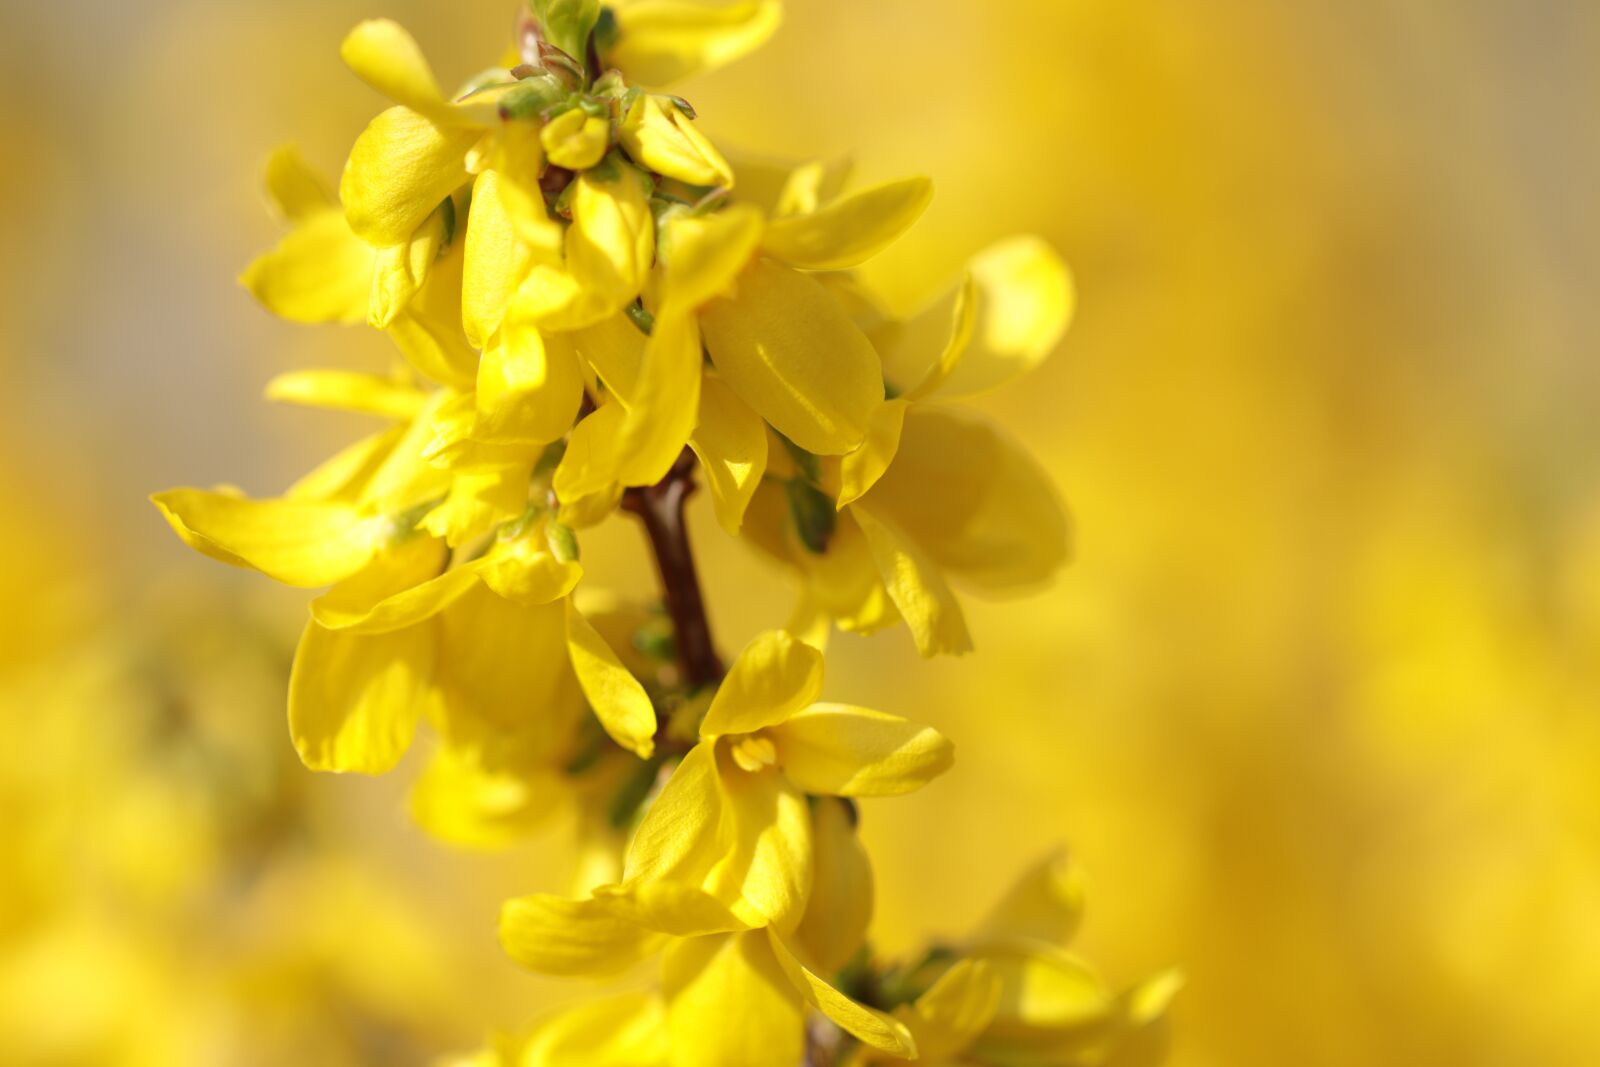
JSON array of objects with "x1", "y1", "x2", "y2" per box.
[{"x1": 621, "y1": 449, "x2": 724, "y2": 691}]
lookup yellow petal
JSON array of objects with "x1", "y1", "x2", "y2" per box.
[
  {"x1": 977, "y1": 851, "x2": 1087, "y2": 948},
  {"x1": 264, "y1": 369, "x2": 429, "y2": 419},
  {"x1": 624, "y1": 742, "x2": 726, "y2": 887},
  {"x1": 658, "y1": 203, "x2": 764, "y2": 316},
  {"x1": 899, "y1": 958, "x2": 1003, "y2": 1061},
  {"x1": 342, "y1": 106, "x2": 477, "y2": 247},
  {"x1": 794, "y1": 797, "x2": 873, "y2": 976},
  {"x1": 499, "y1": 893, "x2": 664, "y2": 976},
  {"x1": 340, "y1": 19, "x2": 448, "y2": 116},
  {"x1": 793, "y1": 507, "x2": 901, "y2": 636},
  {"x1": 475, "y1": 322, "x2": 584, "y2": 443},
  {"x1": 462, "y1": 168, "x2": 537, "y2": 348},
  {"x1": 699, "y1": 629, "x2": 823, "y2": 737},
  {"x1": 767, "y1": 929, "x2": 917, "y2": 1057},
  {"x1": 523, "y1": 992, "x2": 669, "y2": 1067},
  {"x1": 618, "y1": 95, "x2": 733, "y2": 187},
  {"x1": 287, "y1": 620, "x2": 433, "y2": 774},
  {"x1": 287, "y1": 426, "x2": 405, "y2": 502},
  {"x1": 701, "y1": 259, "x2": 883, "y2": 454},
  {"x1": 875, "y1": 274, "x2": 977, "y2": 400},
  {"x1": 419, "y1": 466, "x2": 531, "y2": 547},
  {"x1": 931, "y1": 236, "x2": 1075, "y2": 398},
  {"x1": 568, "y1": 313, "x2": 647, "y2": 401},
  {"x1": 852, "y1": 503, "x2": 973, "y2": 656},
  {"x1": 728, "y1": 153, "x2": 850, "y2": 218},
  {"x1": 434, "y1": 590, "x2": 582, "y2": 768},
  {"x1": 709, "y1": 751, "x2": 812, "y2": 929},
  {"x1": 554, "y1": 402, "x2": 626, "y2": 505},
  {"x1": 616, "y1": 312, "x2": 701, "y2": 486},
  {"x1": 760, "y1": 176, "x2": 933, "y2": 271},
  {"x1": 409, "y1": 745, "x2": 565, "y2": 848},
  {"x1": 607, "y1": 0, "x2": 782, "y2": 86},
  {"x1": 968, "y1": 944, "x2": 1111, "y2": 1038},
  {"x1": 239, "y1": 210, "x2": 372, "y2": 324},
  {"x1": 474, "y1": 530, "x2": 585, "y2": 605},
  {"x1": 522, "y1": 163, "x2": 655, "y2": 330},
  {"x1": 837, "y1": 398, "x2": 907, "y2": 508},
  {"x1": 565, "y1": 599, "x2": 656, "y2": 759},
  {"x1": 263, "y1": 144, "x2": 335, "y2": 223},
  {"x1": 312, "y1": 565, "x2": 481, "y2": 634},
  {"x1": 857, "y1": 408, "x2": 1071, "y2": 593},
  {"x1": 151, "y1": 489, "x2": 380, "y2": 588},
  {"x1": 688, "y1": 374, "x2": 768, "y2": 534},
  {"x1": 387, "y1": 238, "x2": 480, "y2": 389},
  {"x1": 662, "y1": 931, "x2": 802, "y2": 1067},
  {"x1": 541, "y1": 107, "x2": 611, "y2": 170},
  {"x1": 773, "y1": 703, "x2": 953, "y2": 796},
  {"x1": 369, "y1": 200, "x2": 445, "y2": 327}
]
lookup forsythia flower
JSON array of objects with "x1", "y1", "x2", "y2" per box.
[{"x1": 153, "y1": 1, "x2": 1173, "y2": 1064}]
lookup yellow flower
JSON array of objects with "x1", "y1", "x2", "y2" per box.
[
  {"x1": 541, "y1": 105, "x2": 612, "y2": 170},
  {"x1": 618, "y1": 93, "x2": 734, "y2": 187}
]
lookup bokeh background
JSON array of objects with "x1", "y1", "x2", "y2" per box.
[{"x1": 4, "y1": 1, "x2": 1599, "y2": 1064}]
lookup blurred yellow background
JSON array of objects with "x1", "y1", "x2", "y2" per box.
[{"x1": 3, "y1": 1, "x2": 1598, "y2": 1064}]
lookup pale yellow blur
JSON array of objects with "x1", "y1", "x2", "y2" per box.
[{"x1": 3, "y1": 1, "x2": 1597, "y2": 1065}]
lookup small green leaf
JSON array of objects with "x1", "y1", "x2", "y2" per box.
[{"x1": 532, "y1": 0, "x2": 601, "y2": 66}]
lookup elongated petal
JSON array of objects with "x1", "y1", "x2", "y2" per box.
[
  {"x1": 523, "y1": 992, "x2": 669, "y2": 1067},
  {"x1": 566, "y1": 599, "x2": 656, "y2": 759},
  {"x1": 475, "y1": 321, "x2": 584, "y2": 443},
  {"x1": 369, "y1": 199, "x2": 444, "y2": 327},
  {"x1": 794, "y1": 797, "x2": 872, "y2": 975},
  {"x1": 969, "y1": 944, "x2": 1111, "y2": 1038},
  {"x1": 837, "y1": 398, "x2": 907, "y2": 507},
  {"x1": 858, "y1": 408, "x2": 1071, "y2": 593},
  {"x1": 524, "y1": 164, "x2": 655, "y2": 330},
  {"x1": 616, "y1": 312, "x2": 701, "y2": 486},
  {"x1": 760, "y1": 176, "x2": 932, "y2": 271},
  {"x1": 710, "y1": 756, "x2": 812, "y2": 929},
  {"x1": 240, "y1": 210, "x2": 372, "y2": 324},
  {"x1": 264, "y1": 369, "x2": 429, "y2": 419},
  {"x1": 659, "y1": 204, "x2": 764, "y2": 316},
  {"x1": 287, "y1": 426, "x2": 405, "y2": 502},
  {"x1": 774, "y1": 703, "x2": 952, "y2": 796},
  {"x1": 151, "y1": 489, "x2": 380, "y2": 587},
  {"x1": 342, "y1": 106, "x2": 477, "y2": 247},
  {"x1": 624, "y1": 741, "x2": 725, "y2": 886},
  {"x1": 977, "y1": 851, "x2": 1087, "y2": 948},
  {"x1": 767, "y1": 929, "x2": 917, "y2": 1057},
  {"x1": 899, "y1": 958, "x2": 1003, "y2": 1061},
  {"x1": 663, "y1": 931, "x2": 803, "y2": 1067},
  {"x1": 569, "y1": 314, "x2": 646, "y2": 401},
  {"x1": 607, "y1": 0, "x2": 782, "y2": 86},
  {"x1": 931, "y1": 236, "x2": 1074, "y2": 398},
  {"x1": 462, "y1": 168, "x2": 536, "y2": 348},
  {"x1": 852, "y1": 503, "x2": 972, "y2": 656},
  {"x1": 701, "y1": 259, "x2": 883, "y2": 454},
  {"x1": 264, "y1": 144, "x2": 335, "y2": 223},
  {"x1": 554, "y1": 402, "x2": 625, "y2": 505},
  {"x1": 689, "y1": 374, "x2": 768, "y2": 534},
  {"x1": 340, "y1": 19, "x2": 448, "y2": 115},
  {"x1": 288, "y1": 620, "x2": 433, "y2": 773},
  {"x1": 699, "y1": 629, "x2": 823, "y2": 737},
  {"x1": 500, "y1": 893, "x2": 664, "y2": 976}
]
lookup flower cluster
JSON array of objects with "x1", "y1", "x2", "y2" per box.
[{"x1": 153, "y1": 2, "x2": 1173, "y2": 1064}]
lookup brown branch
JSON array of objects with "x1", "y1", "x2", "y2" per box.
[{"x1": 621, "y1": 449, "x2": 723, "y2": 691}]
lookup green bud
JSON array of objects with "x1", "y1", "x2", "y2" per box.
[
  {"x1": 531, "y1": 0, "x2": 601, "y2": 68},
  {"x1": 785, "y1": 478, "x2": 837, "y2": 555},
  {"x1": 498, "y1": 73, "x2": 568, "y2": 120},
  {"x1": 545, "y1": 519, "x2": 580, "y2": 562}
]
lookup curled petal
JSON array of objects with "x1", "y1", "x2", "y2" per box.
[
  {"x1": 837, "y1": 398, "x2": 907, "y2": 508},
  {"x1": 852, "y1": 503, "x2": 972, "y2": 656},
  {"x1": 565, "y1": 599, "x2": 656, "y2": 759},
  {"x1": 773, "y1": 703, "x2": 953, "y2": 797},
  {"x1": 767, "y1": 929, "x2": 916, "y2": 1057},
  {"x1": 341, "y1": 106, "x2": 477, "y2": 248}
]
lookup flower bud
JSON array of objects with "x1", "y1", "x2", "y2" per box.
[
  {"x1": 619, "y1": 94, "x2": 733, "y2": 187},
  {"x1": 540, "y1": 106, "x2": 611, "y2": 170}
]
